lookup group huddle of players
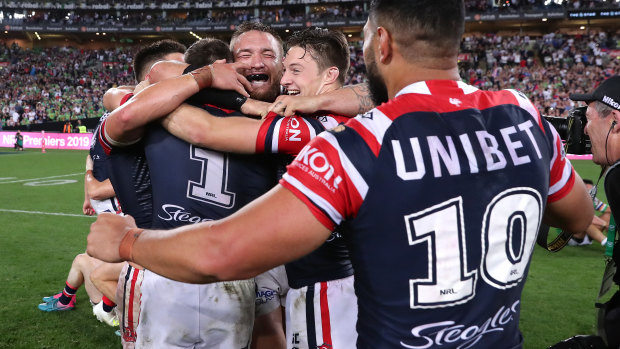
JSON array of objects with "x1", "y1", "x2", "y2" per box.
[
  {"x1": 41, "y1": 22, "x2": 367, "y2": 349},
  {"x1": 40, "y1": 1, "x2": 596, "y2": 348}
]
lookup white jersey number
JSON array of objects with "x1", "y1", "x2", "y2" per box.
[
  {"x1": 187, "y1": 146, "x2": 236, "y2": 208},
  {"x1": 405, "y1": 188, "x2": 542, "y2": 309}
]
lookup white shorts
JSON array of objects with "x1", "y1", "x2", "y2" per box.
[
  {"x1": 91, "y1": 196, "x2": 121, "y2": 215},
  {"x1": 255, "y1": 265, "x2": 289, "y2": 317},
  {"x1": 116, "y1": 263, "x2": 144, "y2": 349},
  {"x1": 136, "y1": 270, "x2": 255, "y2": 349},
  {"x1": 285, "y1": 275, "x2": 358, "y2": 349}
]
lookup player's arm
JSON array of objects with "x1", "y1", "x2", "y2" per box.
[
  {"x1": 87, "y1": 185, "x2": 331, "y2": 284},
  {"x1": 241, "y1": 98, "x2": 271, "y2": 118},
  {"x1": 85, "y1": 173, "x2": 115, "y2": 201},
  {"x1": 146, "y1": 60, "x2": 190, "y2": 83},
  {"x1": 543, "y1": 173, "x2": 593, "y2": 234},
  {"x1": 103, "y1": 86, "x2": 135, "y2": 112},
  {"x1": 83, "y1": 156, "x2": 95, "y2": 216},
  {"x1": 161, "y1": 104, "x2": 260, "y2": 153},
  {"x1": 269, "y1": 83, "x2": 374, "y2": 117},
  {"x1": 252, "y1": 307, "x2": 286, "y2": 349},
  {"x1": 103, "y1": 62, "x2": 251, "y2": 145},
  {"x1": 84, "y1": 152, "x2": 115, "y2": 200}
]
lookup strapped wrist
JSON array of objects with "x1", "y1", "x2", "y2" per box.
[
  {"x1": 119, "y1": 228, "x2": 144, "y2": 261},
  {"x1": 189, "y1": 65, "x2": 214, "y2": 90}
]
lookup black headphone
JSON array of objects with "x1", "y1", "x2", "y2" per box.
[{"x1": 606, "y1": 120, "x2": 617, "y2": 165}]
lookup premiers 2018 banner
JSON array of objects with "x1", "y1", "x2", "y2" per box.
[{"x1": 0, "y1": 131, "x2": 92, "y2": 150}]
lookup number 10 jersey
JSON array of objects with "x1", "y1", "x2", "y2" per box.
[{"x1": 281, "y1": 80, "x2": 575, "y2": 349}]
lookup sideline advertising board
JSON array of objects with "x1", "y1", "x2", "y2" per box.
[{"x1": 0, "y1": 131, "x2": 92, "y2": 150}]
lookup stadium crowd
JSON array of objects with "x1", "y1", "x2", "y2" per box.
[
  {"x1": 459, "y1": 31, "x2": 620, "y2": 116},
  {"x1": 0, "y1": 43, "x2": 136, "y2": 128},
  {"x1": 3, "y1": 0, "x2": 620, "y2": 29},
  {"x1": 465, "y1": 0, "x2": 620, "y2": 11},
  {"x1": 1, "y1": 29, "x2": 619, "y2": 129},
  {"x1": 6, "y1": 3, "x2": 368, "y2": 27}
]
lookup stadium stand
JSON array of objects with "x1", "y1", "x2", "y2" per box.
[
  {"x1": 0, "y1": 0, "x2": 619, "y2": 131},
  {"x1": 0, "y1": 43, "x2": 136, "y2": 128}
]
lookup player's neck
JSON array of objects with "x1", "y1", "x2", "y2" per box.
[
  {"x1": 316, "y1": 83, "x2": 341, "y2": 96},
  {"x1": 386, "y1": 61, "x2": 460, "y2": 100}
]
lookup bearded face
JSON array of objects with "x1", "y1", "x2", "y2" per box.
[{"x1": 364, "y1": 44, "x2": 389, "y2": 106}]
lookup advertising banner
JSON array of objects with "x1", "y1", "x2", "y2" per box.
[{"x1": 0, "y1": 131, "x2": 92, "y2": 150}]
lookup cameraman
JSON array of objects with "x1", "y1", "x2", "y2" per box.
[
  {"x1": 571, "y1": 76, "x2": 620, "y2": 208},
  {"x1": 570, "y1": 76, "x2": 620, "y2": 349}
]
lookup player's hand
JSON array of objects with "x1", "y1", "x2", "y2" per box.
[
  {"x1": 204, "y1": 61, "x2": 252, "y2": 97},
  {"x1": 82, "y1": 199, "x2": 95, "y2": 216},
  {"x1": 240, "y1": 99, "x2": 270, "y2": 118},
  {"x1": 268, "y1": 95, "x2": 322, "y2": 117},
  {"x1": 87, "y1": 213, "x2": 137, "y2": 262}
]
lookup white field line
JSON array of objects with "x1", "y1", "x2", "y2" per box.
[
  {"x1": 0, "y1": 208, "x2": 94, "y2": 218},
  {"x1": 0, "y1": 173, "x2": 82, "y2": 184}
]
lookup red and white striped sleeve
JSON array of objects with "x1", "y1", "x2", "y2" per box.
[
  {"x1": 546, "y1": 123, "x2": 575, "y2": 202},
  {"x1": 280, "y1": 132, "x2": 367, "y2": 230},
  {"x1": 507, "y1": 89, "x2": 575, "y2": 202}
]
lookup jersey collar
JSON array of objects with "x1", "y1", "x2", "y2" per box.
[{"x1": 395, "y1": 80, "x2": 479, "y2": 98}]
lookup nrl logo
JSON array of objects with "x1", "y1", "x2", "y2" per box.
[{"x1": 449, "y1": 98, "x2": 462, "y2": 107}]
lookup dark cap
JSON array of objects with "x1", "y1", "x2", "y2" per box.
[{"x1": 570, "y1": 76, "x2": 620, "y2": 111}]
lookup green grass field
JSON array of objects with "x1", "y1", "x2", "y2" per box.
[{"x1": 0, "y1": 148, "x2": 613, "y2": 348}]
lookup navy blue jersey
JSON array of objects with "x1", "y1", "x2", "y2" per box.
[
  {"x1": 105, "y1": 143, "x2": 153, "y2": 229},
  {"x1": 256, "y1": 112, "x2": 353, "y2": 288},
  {"x1": 143, "y1": 106, "x2": 278, "y2": 229},
  {"x1": 90, "y1": 113, "x2": 110, "y2": 182},
  {"x1": 99, "y1": 94, "x2": 154, "y2": 229},
  {"x1": 282, "y1": 80, "x2": 575, "y2": 348}
]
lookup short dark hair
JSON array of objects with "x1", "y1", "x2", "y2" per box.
[
  {"x1": 229, "y1": 21, "x2": 283, "y2": 57},
  {"x1": 185, "y1": 38, "x2": 233, "y2": 66},
  {"x1": 285, "y1": 28, "x2": 350, "y2": 86},
  {"x1": 369, "y1": 0, "x2": 464, "y2": 61},
  {"x1": 133, "y1": 39, "x2": 186, "y2": 81}
]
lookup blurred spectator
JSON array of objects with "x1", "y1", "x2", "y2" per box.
[
  {"x1": 458, "y1": 31, "x2": 620, "y2": 117},
  {"x1": 0, "y1": 43, "x2": 136, "y2": 126}
]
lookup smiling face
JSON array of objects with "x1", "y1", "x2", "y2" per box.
[
  {"x1": 231, "y1": 30, "x2": 283, "y2": 102},
  {"x1": 281, "y1": 46, "x2": 327, "y2": 97}
]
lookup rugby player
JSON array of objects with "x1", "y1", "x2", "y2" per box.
[{"x1": 89, "y1": 1, "x2": 594, "y2": 347}]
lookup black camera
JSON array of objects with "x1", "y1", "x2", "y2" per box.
[{"x1": 544, "y1": 106, "x2": 590, "y2": 155}]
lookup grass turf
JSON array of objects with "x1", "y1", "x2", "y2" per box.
[
  {"x1": 0, "y1": 149, "x2": 118, "y2": 349},
  {"x1": 0, "y1": 148, "x2": 614, "y2": 348}
]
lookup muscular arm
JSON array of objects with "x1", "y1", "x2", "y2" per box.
[
  {"x1": 269, "y1": 83, "x2": 374, "y2": 117},
  {"x1": 87, "y1": 185, "x2": 331, "y2": 284},
  {"x1": 147, "y1": 60, "x2": 189, "y2": 83},
  {"x1": 543, "y1": 173, "x2": 594, "y2": 233},
  {"x1": 104, "y1": 74, "x2": 201, "y2": 144},
  {"x1": 104, "y1": 63, "x2": 251, "y2": 145},
  {"x1": 103, "y1": 86, "x2": 135, "y2": 112},
  {"x1": 85, "y1": 172, "x2": 115, "y2": 201},
  {"x1": 161, "y1": 104, "x2": 260, "y2": 153}
]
